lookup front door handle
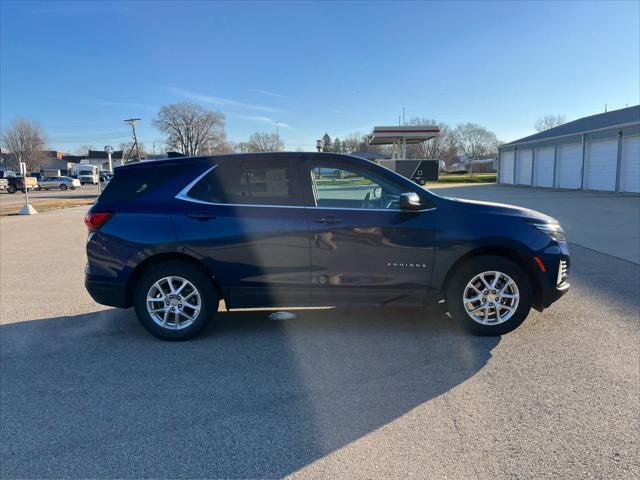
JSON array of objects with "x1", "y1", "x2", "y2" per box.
[
  {"x1": 315, "y1": 216, "x2": 342, "y2": 225},
  {"x1": 187, "y1": 212, "x2": 217, "y2": 221}
]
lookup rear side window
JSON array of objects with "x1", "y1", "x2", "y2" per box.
[
  {"x1": 99, "y1": 164, "x2": 183, "y2": 203},
  {"x1": 188, "y1": 158, "x2": 300, "y2": 206}
]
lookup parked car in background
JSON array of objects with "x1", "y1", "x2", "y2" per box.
[
  {"x1": 0, "y1": 170, "x2": 19, "y2": 178},
  {"x1": 85, "y1": 152, "x2": 570, "y2": 341},
  {"x1": 0, "y1": 170, "x2": 37, "y2": 193},
  {"x1": 40, "y1": 176, "x2": 81, "y2": 190},
  {"x1": 99, "y1": 171, "x2": 113, "y2": 183},
  {"x1": 0, "y1": 178, "x2": 8, "y2": 192},
  {"x1": 29, "y1": 172, "x2": 43, "y2": 190}
]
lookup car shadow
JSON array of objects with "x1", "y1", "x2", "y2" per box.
[{"x1": 1, "y1": 305, "x2": 499, "y2": 479}]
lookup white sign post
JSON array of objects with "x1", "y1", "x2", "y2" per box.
[{"x1": 19, "y1": 161, "x2": 37, "y2": 215}]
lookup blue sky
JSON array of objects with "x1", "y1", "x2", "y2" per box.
[{"x1": 1, "y1": 0, "x2": 639, "y2": 153}]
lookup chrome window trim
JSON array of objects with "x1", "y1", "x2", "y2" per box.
[
  {"x1": 175, "y1": 164, "x2": 435, "y2": 212},
  {"x1": 174, "y1": 164, "x2": 219, "y2": 204}
]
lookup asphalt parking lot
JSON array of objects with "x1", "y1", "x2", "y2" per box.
[{"x1": 0, "y1": 185, "x2": 638, "y2": 479}]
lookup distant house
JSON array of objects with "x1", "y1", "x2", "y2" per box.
[
  {"x1": 80, "y1": 150, "x2": 126, "y2": 171},
  {"x1": 40, "y1": 151, "x2": 73, "y2": 172},
  {"x1": 62, "y1": 154, "x2": 86, "y2": 164},
  {"x1": 450, "y1": 155, "x2": 497, "y2": 173}
]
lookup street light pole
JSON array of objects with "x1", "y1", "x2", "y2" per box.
[{"x1": 104, "y1": 145, "x2": 114, "y2": 174}]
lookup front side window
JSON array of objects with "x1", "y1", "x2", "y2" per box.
[
  {"x1": 188, "y1": 158, "x2": 299, "y2": 206},
  {"x1": 310, "y1": 164, "x2": 405, "y2": 210}
]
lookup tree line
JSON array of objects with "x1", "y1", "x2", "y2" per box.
[{"x1": 1, "y1": 103, "x2": 567, "y2": 171}]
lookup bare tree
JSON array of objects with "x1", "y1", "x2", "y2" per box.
[
  {"x1": 0, "y1": 118, "x2": 48, "y2": 171},
  {"x1": 153, "y1": 102, "x2": 227, "y2": 156},
  {"x1": 341, "y1": 132, "x2": 362, "y2": 153},
  {"x1": 119, "y1": 141, "x2": 148, "y2": 161},
  {"x1": 534, "y1": 114, "x2": 565, "y2": 132},
  {"x1": 341, "y1": 132, "x2": 386, "y2": 154},
  {"x1": 453, "y1": 123, "x2": 499, "y2": 168},
  {"x1": 74, "y1": 144, "x2": 94, "y2": 156},
  {"x1": 236, "y1": 132, "x2": 284, "y2": 153},
  {"x1": 405, "y1": 118, "x2": 458, "y2": 165}
]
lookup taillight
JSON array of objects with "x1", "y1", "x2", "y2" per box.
[{"x1": 85, "y1": 211, "x2": 113, "y2": 232}]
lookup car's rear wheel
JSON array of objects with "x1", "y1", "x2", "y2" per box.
[
  {"x1": 446, "y1": 255, "x2": 532, "y2": 335},
  {"x1": 7, "y1": 185, "x2": 16, "y2": 194},
  {"x1": 134, "y1": 261, "x2": 216, "y2": 340},
  {"x1": 59, "y1": 184, "x2": 67, "y2": 191},
  {"x1": 417, "y1": 178, "x2": 427, "y2": 186}
]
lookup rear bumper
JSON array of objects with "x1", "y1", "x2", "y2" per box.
[{"x1": 85, "y1": 276, "x2": 128, "y2": 308}]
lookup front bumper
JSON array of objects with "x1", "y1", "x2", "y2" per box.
[
  {"x1": 538, "y1": 281, "x2": 570, "y2": 309},
  {"x1": 534, "y1": 244, "x2": 570, "y2": 310}
]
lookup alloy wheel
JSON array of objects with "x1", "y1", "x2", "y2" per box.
[
  {"x1": 462, "y1": 271, "x2": 519, "y2": 325},
  {"x1": 146, "y1": 276, "x2": 201, "y2": 330}
]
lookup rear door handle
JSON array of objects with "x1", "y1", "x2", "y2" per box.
[
  {"x1": 315, "y1": 216, "x2": 342, "y2": 225},
  {"x1": 187, "y1": 212, "x2": 217, "y2": 221}
]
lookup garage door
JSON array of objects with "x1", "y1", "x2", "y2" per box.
[
  {"x1": 557, "y1": 143, "x2": 582, "y2": 189},
  {"x1": 585, "y1": 139, "x2": 618, "y2": 191},
  {"x1": 517, "y1": 149, "x2": 533, "y2": 185},
  {"x1": 620, "y1": 135, "x2": 640, "y2": 193},
  {"x1": 500, "y1": 151, "x2": 514, "y2": 184},
  {"x1": 534, "y1": 147, "x2": 555, "y2": 187}
]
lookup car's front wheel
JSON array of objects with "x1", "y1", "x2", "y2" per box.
[
  {"x1": 134, "y1": 261, "x2": 216, "y2": 340},
  {"x1": 446, "y1": 255, "x2": 532, "y2": 335}
]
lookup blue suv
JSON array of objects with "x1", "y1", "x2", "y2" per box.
[{"x1": 85, "y1": 153, "x2": 570, "y2": 340}]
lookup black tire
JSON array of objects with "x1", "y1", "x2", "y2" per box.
[
  {"x1": 446, "y1": 255, "x2": 532, "y2": 336},
  {"x1": 59, "y1": 184, "x2": 67, "y2": 191},
  {"x1": 417, "y1": 178, "x2": 427, "y2": 186},
  {"x1": 134, "y1": 261, "x2": 216, "y2": 340},
  {"x1": 7, "y1": 185, "x2": 16, "y2": 194}
]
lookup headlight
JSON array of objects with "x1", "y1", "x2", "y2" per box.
[{"x1": 529, "y1": 222, "x2": 566, "y2": 242}]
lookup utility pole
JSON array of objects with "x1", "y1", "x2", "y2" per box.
[
  {"x1": 402, "y1": 106, "x2": 405, "y2": 126},
  {"x1": 124, "y1": 118, "x2": 141, "y2": 162},
  {"x1": 275, "y1": 122, "x2": 279, "y2": 152}
]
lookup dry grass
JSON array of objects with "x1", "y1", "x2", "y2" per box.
[{"x1": 0, "y1": 198, "x2": 95, "y2": 216}]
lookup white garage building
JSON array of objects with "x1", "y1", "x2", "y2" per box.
[{"x1": 498, "y1": 105, "x2": 640, "y2": 193}]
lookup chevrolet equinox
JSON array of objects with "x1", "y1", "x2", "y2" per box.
[{"x1": 85, "y1": 153, "x2": 570, "y2": 340}]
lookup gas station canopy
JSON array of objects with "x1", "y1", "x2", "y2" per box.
[
  {"x1": 368, "y1": 125, "x2": 440, "y2": 159},
  {"x1": 368, "y1": 125, "x2": 440, "y2": 145}
]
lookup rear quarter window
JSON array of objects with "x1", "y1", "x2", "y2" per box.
[
  {"x1": 98, "y1": 164, "x2": 186, "y2": 203},
  {"x1": 187, "y1": 158, "x2": 300, "y2": 206}
]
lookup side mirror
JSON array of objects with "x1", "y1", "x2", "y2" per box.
[{"x1": 399, "y1": 192, "x2": 422, "y2": 210}]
